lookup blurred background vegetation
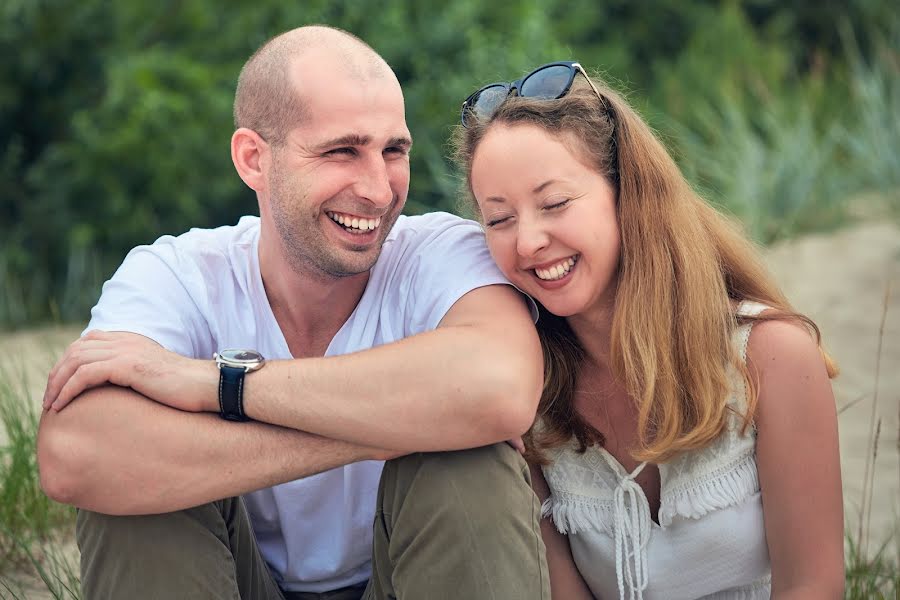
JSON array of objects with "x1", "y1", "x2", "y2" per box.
[{"x1": 2, "y1": 0, "x2": 898, "y2": 329}]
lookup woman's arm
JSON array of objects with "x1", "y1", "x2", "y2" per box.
[
  {"x1": 749, "y1": 319, "x2": 844, "y2": 599},
  {"x1": 529, "y1": 463, "x2": 596, "y2": 600}
]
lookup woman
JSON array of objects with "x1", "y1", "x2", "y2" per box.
[{"x1": 454, "y1": 61, "x2": 844, "y2": 599}]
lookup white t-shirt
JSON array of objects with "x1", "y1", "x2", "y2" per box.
[{"x1": 86, "y1": 212, "x2": 517, "y2": 592}]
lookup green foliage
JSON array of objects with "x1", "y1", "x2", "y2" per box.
[
  {"x1": 2, "y1": 0, "x2": 898, "y2": 327},
  {"x1": 840, "y1": 24, "x2": 900, "y2": 217},
  {"x1": 845, "y1": 533, "x2": 900, "y2": 599},
  {"x1": 0, "y1": 530, "x2": 81, "y2": 600},
  {"x1": 0, "y1": 341, "x2": 79, "y2": 597},
  {"x1": 674, "y1": 98, "x2": 848, "y2": 243},
  {"x1": 0, "y1": 368, "x2": 74, "y2": 573}
]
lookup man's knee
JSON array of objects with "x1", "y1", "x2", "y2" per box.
[
  {"x1": 380, "y1": 443, "x2": 535, "y2": 523},
  {"x1": 76, "y1": 500, "x2": 232, "y2": 552},
  {"x1": 371, "y1": 444, "x2": 549, "y2": 599},
  {"x1": 76, "y1": 500, "x2": 243, "y2": 599}
]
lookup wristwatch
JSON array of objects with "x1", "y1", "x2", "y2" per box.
[{"x1": 214, "y1": 349, "x2": 266, "y2": 422}]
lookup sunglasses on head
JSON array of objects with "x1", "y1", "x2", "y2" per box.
[{"x1": 460, "y1": 61, "x2": 604, "y2": 128}]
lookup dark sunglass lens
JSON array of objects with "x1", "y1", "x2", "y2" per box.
[
  {"x1": 468, "y1": 84, "x2": 509, "y2": 123},
  {"x1": 520, "y1": 65, "x2": 573, "y2": 99}
]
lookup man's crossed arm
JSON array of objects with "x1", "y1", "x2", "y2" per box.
[{"x1": 37, "y1": 285, "x2": 542, "y2": 515}]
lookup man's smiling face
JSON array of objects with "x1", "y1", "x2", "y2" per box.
[{"x1": 265, "y1": 51, "x2": 412, "y2": 278}]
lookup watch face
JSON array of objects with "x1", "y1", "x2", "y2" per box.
[{"x1": 218, "y1": 349, "x2": 264, "y2": 364}]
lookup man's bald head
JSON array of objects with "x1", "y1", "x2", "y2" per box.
[{"x1": 234, "y1": 25, "x2": 395, "y2": 145}]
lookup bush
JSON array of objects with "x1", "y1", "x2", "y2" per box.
[{"x1": 1, "y1": 0, "x2": 896, "y2": 327}]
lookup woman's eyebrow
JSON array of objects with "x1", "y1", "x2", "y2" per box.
[{"x1": 532, "y1": 179, "x2": 562, "y2": 194}]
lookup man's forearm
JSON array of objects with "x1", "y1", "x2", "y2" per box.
[
  {"x1": 245, "y1": 322, "x2": 541, "y2": 451},
  {"x1": 42, "y1": 288, "x2": 543, "y2": 456},
  {"x1": 235, "y1": 286, "x2": 543, "y2": 452},
  {"x1": 38, "y1": 385, "x2": 387, "y2": 515}
]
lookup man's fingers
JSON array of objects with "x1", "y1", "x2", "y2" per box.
[
  {"x1": 43, "y1": 331, "x2": 160, "y2": 410},
  {"x1": 44, "y1": 347, "x2": 119, "y2": 410},
  {"x1": 44, "y1": 338, "x2": 85, "y2": 407},
  {"x1": 44, "y1": 358, "x2": 67, "y2": 408},
  {"x1": 43, "y1": 351, "x2": 83, "y2": 409},
  {"x1": 51, "y1": 363, "x2": 112, "y2": 411},
  {"x1": 42, "y1": 333, "x2": 124, "y2": 408}
]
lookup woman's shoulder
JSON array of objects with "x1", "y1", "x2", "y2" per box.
[
  {"x1": 744, "y1": 314, "x2": 835, "y2": 431},
  {"x1": 732, "y1": 301, "x2": 825, "y2": 365},
  {"x1": 745, "y1": 317, "x2": 828, "y2": 386}
]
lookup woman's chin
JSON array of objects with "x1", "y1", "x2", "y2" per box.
[{"x1": 532, "y1": 296, "x2": 583, "y2": 319}]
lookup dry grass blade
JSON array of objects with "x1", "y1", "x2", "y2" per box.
[
  {"x1": 864, "y1": 416, "x2": 882, "y2": 560},
  {"x1": 856, "y1": 281, "x2": 891, "y2": 558},
  {"x1": 838, "y1": 393, "x2": 869, "y2": 415}
]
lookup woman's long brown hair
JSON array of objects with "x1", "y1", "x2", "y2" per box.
[{"x1": 453, "y1": 72, "x2": 837, "y2": 464}]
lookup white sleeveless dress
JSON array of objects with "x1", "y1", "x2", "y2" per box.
[{"x1": 541, "y1": 302, "x2": 772, "y2": 600}]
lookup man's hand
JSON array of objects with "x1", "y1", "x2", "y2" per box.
[{"x1": 43, "y1": 331, "x2": 218, "y2": 413}]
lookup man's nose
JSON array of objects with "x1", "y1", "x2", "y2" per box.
[{"x1": 354, "y1": 155, "x2": 394, "y2": 208}]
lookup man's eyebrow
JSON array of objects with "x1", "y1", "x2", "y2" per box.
[
  {"x1": 313, "y1": 134, "x2": 412, "y2": 152},
  {"x1": 387, "y1": 136, "x2": 413, "y2": 150},
  {"x1": 313, "y1": 134, "x2": 372, "y2": 151}
]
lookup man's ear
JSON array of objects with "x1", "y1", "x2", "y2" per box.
[{"x1": 231, "y1": 127, "x2": 269, "y2": 192}]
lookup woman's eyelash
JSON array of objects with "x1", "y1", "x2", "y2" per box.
[
  {"x1": 545, "y1": 199, "x2": 571, "y2": 210},
  {"x1": 486, "y1": 196, "x2": 577, "y2": 227}
]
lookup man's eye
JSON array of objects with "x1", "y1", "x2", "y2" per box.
[{"x1": 326, "y1": 147, "x2": 355, "y2": 156}]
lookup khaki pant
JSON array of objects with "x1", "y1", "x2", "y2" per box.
[{"x1": 76, "y1": 443, "x2": 549, "y2": 599}]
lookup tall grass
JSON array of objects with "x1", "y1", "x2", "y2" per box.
[
  {"x1": 674, "y1": 95, "x2": 850, "y2": 243},
  {"x1": 845, "y1": 534, "x2": 899, "y2": 599},
  {"x1": 842, "y1": 283, "x2": 899, "y2": 599},
  {"x1": 669, "y1": 19, "x2": 900, "y2": 245},
  {"x1": 0, "y1": 358, "x2": 79, "y2": 598},
  {"x1": 840, "y1": 23, "x2": 900, "y2": 217},
  {"x1": 0, "y1": 246, "x2": 105, "y2": 332},
  {"x1": 836, "y1": 32, "x2": 900, "y2": 594},
  {"x1": 0, "y1": 372, "x2": 73, "y2": 565},
  {"x1": 0, "y1": 532, "x2": 81, "y2": 600}
]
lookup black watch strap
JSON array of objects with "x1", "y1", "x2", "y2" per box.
[{"x1": 219, "y1": 365, "x2": 250, "y2": 422}]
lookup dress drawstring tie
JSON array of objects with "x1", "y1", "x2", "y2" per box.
[{"x1": 601, "y1": 452, "x2": 651, "y2": 600}]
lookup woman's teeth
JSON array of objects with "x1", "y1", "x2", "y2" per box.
[
  {"x1": 327, "y1": 211, "x2": 381, "y2": 234},
  {"x1": 535, "y1": 257, "x2": 577, "y2": 281}
]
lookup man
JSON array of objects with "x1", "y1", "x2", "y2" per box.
[{"x1": 38, "y1": 25, "x2": 549, "y2": 600}]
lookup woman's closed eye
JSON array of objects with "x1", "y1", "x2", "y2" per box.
[
  {"x1": 485, "y1": 214, "x2": 513, "y2": 228},
  {"x1": 543, "y1": 198, "x2": 572, "y2": 211}
]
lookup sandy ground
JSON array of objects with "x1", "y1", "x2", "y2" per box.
[
  {"x1": 1, "y1": 221, "x2": 898, "y2": 595},
  {"x1": 765, "y1": 221, "x2": 900, "y2": 552}
]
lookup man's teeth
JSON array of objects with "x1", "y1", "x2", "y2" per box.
[
  {"x1": 535, "y1": 257, "x2": 577, "y2": 281},
  {"x1": 327, "y1": 212, "x2": 382, "y2": 232}
]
